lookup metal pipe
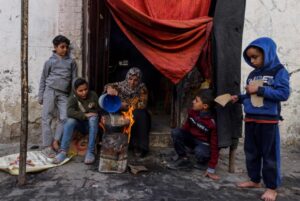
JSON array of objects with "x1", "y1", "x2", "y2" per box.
[{"x1": 18, "y1": 0, "x2": 29, "y2": 186}]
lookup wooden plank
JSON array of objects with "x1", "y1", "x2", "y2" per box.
[{"x1": 229, "y1": 146, "x2": 237, "y2": 173}]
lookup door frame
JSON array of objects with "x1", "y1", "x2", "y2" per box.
[{"x1": 84, "y1": 0, "x2": 111, "y2": 95}]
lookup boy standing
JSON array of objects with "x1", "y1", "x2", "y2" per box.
[
  {"x1": 232, "y1": 37, "x2": 290, "y2": 201},
  {"x1": 168, "y1": 89, "x2": 220, "y2": 180},
  {"x1": 53, "y1": 78, "x2": 99, "y2": 164},
  {"x1": 38, "y1": 35, "x2": 77, "y2": 157}
]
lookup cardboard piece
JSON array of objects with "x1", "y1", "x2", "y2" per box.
[
  {"x1": 250, "y1": 80, "x2": 264, "y2": 107},
  {"x1": 0, "y1": 151, "x2": 71, "y2": 175},
  {"x1": 214, "y1": 93, "x2": 232, "y2": 107},
  {"x1": 128, "y1": 165, "x2": 148, "y2": 175}
]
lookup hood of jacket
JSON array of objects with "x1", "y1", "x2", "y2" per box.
[
  {"x1": 243, "y1": 37, "x2": 281, "y2": 71},
  {"x1": 49, "y1": 51, "x2": 71, "y2": 61}
]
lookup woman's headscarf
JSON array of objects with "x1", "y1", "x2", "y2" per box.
[{"x1": 117, "y1": 67, "x2": 146, "y2": 100}]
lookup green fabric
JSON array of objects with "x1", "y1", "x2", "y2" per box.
[{"x1": 67, "y1": 91, "x2": 99, "y2": 121}]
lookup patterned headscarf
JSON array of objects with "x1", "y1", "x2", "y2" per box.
[
  {"x1": 125, "y1": 67, "x2": 142, "y2": 82},
  {"x1": 117, "y1": 67, "x2": 145, "y2": 100}
]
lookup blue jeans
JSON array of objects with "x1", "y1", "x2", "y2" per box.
[
  {"x1": 60, "y1": 116, "x2": 99, "y2": 154},
  {"x1": 171, "y1": 128, "x2": 210, "y2": 163}
]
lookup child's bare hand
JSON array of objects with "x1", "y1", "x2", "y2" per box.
[
  {"x1": 204, "y1": 171, "x2": 220, "y2": 180},
  {"x1": 85, "y1": 113, "x2": 97, "y2": 118},
  {"x1": 231, "y1": 95, "x2": 239, "y2": 103},
  {"x1": 245, "y1": 84, "x2": 259, "y2": 94},
  {"x1": 107, "y1": 86, "x2": 118, "y2": 96}
]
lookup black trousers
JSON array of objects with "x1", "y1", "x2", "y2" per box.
[
  {"x1": 171, "y1": 128, "x2": 210, "y2": 163},
  {"x1": 131, "y1": 109, "x2": 151, "y2": 152},
  {"x1": 244, "y1": 122, "x2": 281, "y2": 189}
]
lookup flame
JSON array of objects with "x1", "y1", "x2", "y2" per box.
[{"x1": 122, "y1": 106, "x2": 135, "y2": 142}]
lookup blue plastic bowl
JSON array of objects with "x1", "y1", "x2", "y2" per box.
[{"x1": 98, "y1": 94, "x2": 122, "y2": 113}]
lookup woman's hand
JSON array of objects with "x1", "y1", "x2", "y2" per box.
[
  {"x1": 231, "y1": 95, "x2": 239, "y2": 103},
  {"x1": 204, "y1": 171, "x2": 220, "y2": 180},
  {"x1": 107, "y1": 86, "x2": 118, "y2": 96}
]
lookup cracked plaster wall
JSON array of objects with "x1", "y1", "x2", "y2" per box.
[{"x1": 0, "y1": 0, "x2": 83, "y2": 143}]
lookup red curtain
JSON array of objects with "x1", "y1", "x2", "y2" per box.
[{"x1": 107, "y1": 0, "x2": 212, "y2": 84}]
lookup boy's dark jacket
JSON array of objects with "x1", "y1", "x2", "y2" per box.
[
  {"x1": 239, "y1": 37, "x2": 290, "y2": 120},
  {"x1": 67, "y1": 90, "x2": 99, "y2": 121},
  {"x1": 182, "y1": 109, "x2": 218, "y2": 170}
]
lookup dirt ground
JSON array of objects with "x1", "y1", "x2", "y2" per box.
[{"x1": 0, "y1": 141, "x2": 299, "y2": 201}]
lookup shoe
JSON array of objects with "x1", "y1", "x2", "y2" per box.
[
  {"x1": 139, "y1": 150, "x2": 148, "y2": 158},
  {"x1": 170, "y1": 154, "x2": 179, "y2": 162},
  {"x1": 133, "y1": 149, "x2": 142, "y2": 157},
  {"x1": 84, "y1": 152, "x2": 95, "y2": 164},
  {"x1": 133, "y1": 148, "x2": 148, "y2": 158},
  {"x1": 167, "y1": 157, "x2": 192, "y2": 170},
  {"x1": 193, "y1": 162, "x2": 207, "y2": 170},
  {"x1": 52, "y1": 151, "x2": 67, "y2": 164},
  {"x1": 41, "y1": 146, "x2": 57, "y2": 158}
]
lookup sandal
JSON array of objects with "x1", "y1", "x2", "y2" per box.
[
  {"x1": 41, "y1": 146, "x2": 57, "y2": 158},
  {"x1": 84, "y1": 152, "x2": 95, "y2": 164},
  {"x1": 52, "y1": 151, "x2": 67, "y2": 164}
]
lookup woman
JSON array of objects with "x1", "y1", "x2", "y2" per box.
[{"x1": 104, "y1": 67, "x2": 151, "y2": 157}]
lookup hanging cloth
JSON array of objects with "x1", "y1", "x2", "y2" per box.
[{"x1": 107, "y1": 0, "x2": 213, "y2": 84}]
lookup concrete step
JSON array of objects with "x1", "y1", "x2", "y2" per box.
[
  {"x1": 149, "y1": 131, "x2": 172, "y2": 148},
  {"x1": 148, "y1": 113, "x2": 173, "y2": 148}
]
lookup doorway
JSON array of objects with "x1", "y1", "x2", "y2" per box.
[
  {"x1": 87, "y1": 0, "x2": 174, "y2": 133},
  {"x1": 86, "y1": 0, "x2": 245, "y2": 149},
  {"x1": 108, "y1": 18, "x2": 172, "y2": 133}
]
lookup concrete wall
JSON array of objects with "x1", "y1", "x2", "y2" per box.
[
  {"x1": 0, "y1": 0, "x2": 83, "y2": 143},
  {"x1": 242, "y1": 0, "x2": 300, "y2": 143}
]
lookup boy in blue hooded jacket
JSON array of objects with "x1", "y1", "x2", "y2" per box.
[{"x1": 231, "y1": 37, "x2": 290, "y2": 201}]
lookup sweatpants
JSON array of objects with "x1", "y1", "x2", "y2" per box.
[
  {"x1": 244, "y1": 122, "x2": 281, "y2": 189},
  {"x1": 41, "y1": 87, "x2": 68, "y2": 147},
  {"x1": 171, "y1": 128, "x2": 210, "y2": 163},
  {"x1": 130, "y1": 109, "x2": 151, "y2": 152}
]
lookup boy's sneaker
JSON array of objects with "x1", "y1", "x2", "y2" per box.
[
  {"x1": 84, "y1": 152, "x2": 95, "y2": 165},
  {"x1": 41, "y1": 146, "x2": 57, "y2": 158},
  {"x1": 167, "y1": 157, "x2": 192, "y2": 170},
  {"x1": 193, "y1": 162, "x2": 208, "y2": 170},
  {"x1": 134, "y1": 148, "x2": 148, "y2": 158},
  {"x1": 52, "y1": 151, "x2": 67, "y2": 164}
]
